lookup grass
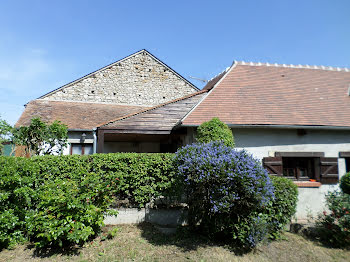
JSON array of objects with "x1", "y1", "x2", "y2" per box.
[{"x1": 0, "y1": 223, "x2": 349, "y2": 262}]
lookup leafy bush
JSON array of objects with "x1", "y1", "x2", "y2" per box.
[
  {"x1": 25, "y1": 176, "x2": 117, "y2": 248},
  {"x1": 0, "y1": 116, "x2": 12, "y2": 155},
  {"x1": 315, "y1": 191, "x2": 350, "y2": 247},
  {"x1": 89, "y1": 153, "x2": 176, "y2": 207},
  {"x1": 13, "y1": 117, "x2": 68, "y2": 156},
  {"x1": 0, "y1": 153, "x2": 175, "y2": 248},
  {"x1": 340, "y1": 172, "x2": 350, "y2": 195},
  {"x1": 196, "y1": 117, "x2": 235, "y2": 147},
  {"x1": 0, "y1": 210, "x2": 26, "y2": 249},
  {"x1": 264, "y1": 176, "x2": 298, "y2": 238},
  {"x1": 174, "y1": 141, "x2": 274, "y2": 249}
]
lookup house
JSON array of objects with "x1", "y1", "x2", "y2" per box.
[
  {"x1": 16, "y1": 49, "x2": 199, "y2": 154},
  {"x1": 16, "y1": 50, "x2": 350, "y2": 219},
  {"x1": 181, "y1": 61, "x2": 350, "y2": 219}
]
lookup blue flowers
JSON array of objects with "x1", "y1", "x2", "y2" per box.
[
  {"x1": 174, "y1": 141, "x2": 275, "y2": 248},
  {"x1": 175, "y1": 141, "x2": 274, "y2": 214}
]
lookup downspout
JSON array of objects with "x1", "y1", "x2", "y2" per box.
[{"x1": 93, "y1": 128, "x2": 97, "y2": 154}]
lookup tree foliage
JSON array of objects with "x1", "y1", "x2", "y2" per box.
[
  {"x1": 13, "y1": 117, "x2": 68, "y2": 156},
  {"x1": 0, "y1": 116, "x2": 13, "y2": 155},
  {"x1": 196, "y1": 117, "x2": 235, "y2": 147}
]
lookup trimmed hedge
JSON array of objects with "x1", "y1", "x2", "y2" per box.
[
  {"x1": 340, "y1": 172, "x2": 350, "y2": 195},
  {"x1": 30, "y1": 153, "x2": 176, "y2": 207},
  {"x1": 265, "y1": 176, "x2": 298, "y2": 239},
  {"x1": 0, "y1": 151, "x2": 299, "y2": 250},
  {"x1": 196, "y1": 117, "x2": 235, "y2": 147},
  {"x1": 0, "y1": 153, "x2": 175, "y2": 248}
]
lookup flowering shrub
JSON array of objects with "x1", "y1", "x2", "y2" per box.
[
  {"x1": 174, "y1": 141, "x2": 274, "y2": 249},
  {"x1": 340, "y1": 172, "x2": 350, "y2": 195},
  {"x1": 315, "y1": 191, "x2": 350, "y2": 247},
  {"x1": 196, "y1": 117, "x2": 235, "y2": 147}
]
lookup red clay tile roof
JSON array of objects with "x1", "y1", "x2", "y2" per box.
[
  {"x1": 15, "y1": 100, "x2": 147, "y2": 130},
  {"x1": 182, "y1": 62, "x2": 350, "y2": 127},
  {"x1": 100, "y1": 90, "x2": 208, "y2": 133}
]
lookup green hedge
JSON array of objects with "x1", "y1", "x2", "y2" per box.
[
  {"x1": 196, "y1": 117, "x2": 235, "y2": 147},
  {"x1": 265, "y1": 176, "x2": 298, "y2": 239},
  {"x1": 340, "y1": 172, "x2": 350, "y2": 195},
  {"x1": 0, "y1": 152, "x2": 298, "y2": 250},
  {"x1": 30, "y1": 153, "x2": 176, "y2": 207},
  {"x1": 0, "y1": 153, "x2": 175, "y2": 248}
]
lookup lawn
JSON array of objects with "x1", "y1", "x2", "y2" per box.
[{"x1": 0, "y1": 223, "x2": 349, "y2": 262}]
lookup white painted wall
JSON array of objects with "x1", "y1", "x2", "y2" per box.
[
  {"x1": 233, "y1": 128, "x2": 350, "y2": 159},
  {"x1": 231, "y1": 128, "x2": 350, "y2": 220}
]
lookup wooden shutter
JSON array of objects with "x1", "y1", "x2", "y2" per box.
[
  {"x1": 263, "y1": 157, "x2": 283, "y2": 176},
  {"x1": 320, "y1": 157, "x2": 339, "y2": 184}
]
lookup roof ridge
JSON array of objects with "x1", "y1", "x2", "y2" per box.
[
  {"x1": 97, "y1": 90, "x2": 208, "y2": 128},
  {"x1": 207, "y1": 67, "x2": 231, "y2": 82},
  {"x1": 235, "y1": 60, "x2": 350, "y2": 72}
]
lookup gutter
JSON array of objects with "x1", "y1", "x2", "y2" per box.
[{"x1": 68, "y1": 129, "x2": 94, "y2": 132}]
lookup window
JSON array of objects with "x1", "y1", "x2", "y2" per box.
[
  {"x1": 282, "y1": 157, "x2": 316, "y2": 181},
  {"x1": 263, "y1": 152, "x2": 339, "y2": 184},
  {"x1": 70, "y1": 143, "x2": 93, "y2": 155}
]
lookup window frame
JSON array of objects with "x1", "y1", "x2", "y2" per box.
[
  {"x1": 262, "y1": 152, "x2": 339, "y2": 185},
  {"x1": 70, "y1": 143, "x2": 93, "y2": 155}
]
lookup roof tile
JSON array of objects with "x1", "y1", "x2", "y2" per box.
[
  {"x1": 183, "y1": 63, "x2": 350, "y2": 127},
  {"x1": 15, "y1": 100, "x2": 147, "y2": 130}
]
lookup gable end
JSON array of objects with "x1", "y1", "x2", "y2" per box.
[{"x1": 39, "y1": 49, "x2": 198, "y2": 106}]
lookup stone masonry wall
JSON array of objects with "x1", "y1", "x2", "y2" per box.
[{"x1": 41, "y1": 51, "x2": 197, "y2": 106}]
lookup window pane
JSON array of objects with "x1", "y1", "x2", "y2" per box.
[
  {"x1": 282, "y1": 157, "x2": 315, "y2": 180},
  {"x1": 72, "y1": 144, "x2": 82, "y2": 155},
  {"x1": 84, "y1": 144, "x2": 93, "y2": 155},
  {"x1": 346, "y1": 158, "x2": 350, "y2": 173}
]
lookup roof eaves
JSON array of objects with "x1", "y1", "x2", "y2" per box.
[
  {"x1": 97, "y1": 90, "x2": 208, "y2": 128},
  {"x1": 180, "y1": 123, "x2": 350, "y2": 130}
]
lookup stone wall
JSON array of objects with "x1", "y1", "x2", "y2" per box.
[{"x1": 42, "y1": 51, "x2": 197, "y2": 106}]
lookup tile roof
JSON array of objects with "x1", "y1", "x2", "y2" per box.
[
  {"x1": 15, "y1": 100, "x2": 147, "y2": 130},
  {"x1": 100, "y1": 90, "x2": 208, "y2": 133},
  {"x1": 182, "y1": 61, "x2": 350, "y2": 127}
]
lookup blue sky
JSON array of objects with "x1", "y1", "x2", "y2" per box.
[{"x1": 0, "y1": 0, "x2": 349, "y2": 125}]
